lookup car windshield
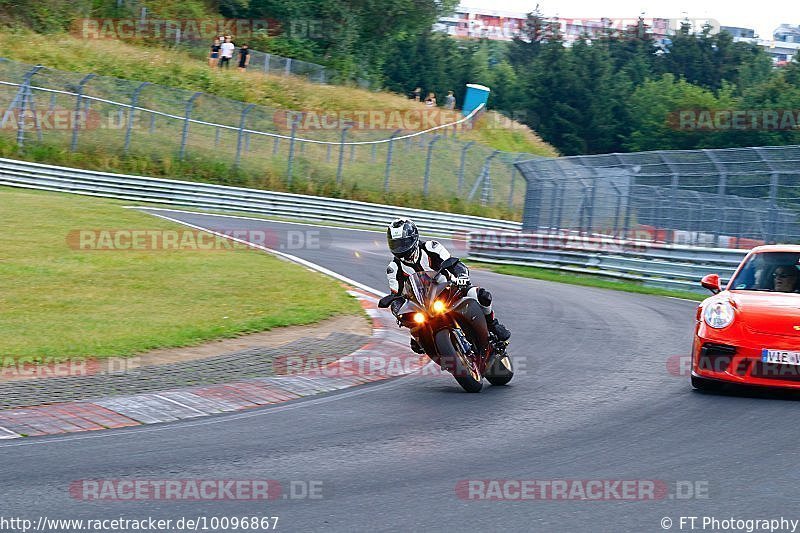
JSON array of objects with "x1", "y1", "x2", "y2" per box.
[{"x1": 729, "y1": 251, "x2": 800, "y2": 293}]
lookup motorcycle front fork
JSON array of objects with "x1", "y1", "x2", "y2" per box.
[{"x1": 452, "y1": 328, "x2": 473, "y2": 355}]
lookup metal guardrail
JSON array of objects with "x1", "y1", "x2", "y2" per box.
[
  {"x1": 0, "y1": 158, "x2": 521, "y2": 235},
  {"x1": 467, "y1": 231, "x2": 748, "y2": 292}
]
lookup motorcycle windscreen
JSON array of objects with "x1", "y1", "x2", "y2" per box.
[{"x1": 405, "y1": 271, "x2": 447, "y2": 307}]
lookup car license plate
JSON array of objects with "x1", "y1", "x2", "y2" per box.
[{"x1": 762, "y1": 349, "x2": 800, "y2": 365}]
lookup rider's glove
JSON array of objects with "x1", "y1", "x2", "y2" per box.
[{"x1": 453, "y1": 275, "x2": 471, "y2": 287}]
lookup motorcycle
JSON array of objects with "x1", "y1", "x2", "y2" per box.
[{"x1": 378, "y1": 257, "x2": 514, "y2": 393}]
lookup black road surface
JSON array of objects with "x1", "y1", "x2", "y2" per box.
[{"x1": 2, "y1": 209, "x2": 798, "y2": 533}]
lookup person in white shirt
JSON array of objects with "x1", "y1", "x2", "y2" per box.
[{"x1": 219, "y1": 36, "x2": 235, "y2": 69}]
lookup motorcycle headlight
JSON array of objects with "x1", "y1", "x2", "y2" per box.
[
  {"x1": 413, "y1": 312, "x2": 426, "y2": 324},
  {"x1": 432, "y1": 300, "x2": 446, "y2": 314},
  {"x1": 703, "y1": 300, "x2": 735, "y2": 329}
]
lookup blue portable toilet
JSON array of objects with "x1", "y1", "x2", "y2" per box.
[{"x1": 462, "y1": 83, "x2": 491, "y2": 116}]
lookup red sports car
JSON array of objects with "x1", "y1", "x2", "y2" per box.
[{"x1": 692, "y1": 245, "x2": 800, "y2": 390}]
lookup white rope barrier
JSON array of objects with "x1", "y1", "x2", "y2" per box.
[{"x1": 0, "y1": 80, "x2": 485, "y2": 145}]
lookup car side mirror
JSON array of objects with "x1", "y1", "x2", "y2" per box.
[{"x1": 701, "y1": 274, "x2": 721, "y2": 294}]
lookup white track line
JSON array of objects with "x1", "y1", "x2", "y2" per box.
[{"x1": 142, "y1": 210, "x2": 383, "y2": 296}]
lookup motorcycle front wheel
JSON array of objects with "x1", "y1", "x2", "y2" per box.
[{"x1": 434, "y1": 328, "x2": 483, "y2": 393}]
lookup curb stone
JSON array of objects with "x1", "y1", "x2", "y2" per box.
[{"x1": 0, "y1": 289, "x2": 426, "y2": 439}]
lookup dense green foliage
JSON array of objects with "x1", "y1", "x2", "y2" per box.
[{"x1": 383, "y1": 17, "x2": 800, "y2": 155}]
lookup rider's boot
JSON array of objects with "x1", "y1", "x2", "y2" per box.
[{"x1": 487, "y1": 312, "x2": 511, "y2": 342}]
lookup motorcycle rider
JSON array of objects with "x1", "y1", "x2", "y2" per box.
[{"x1": 385, "y1": 218, "x2": 511, "y2": 354}]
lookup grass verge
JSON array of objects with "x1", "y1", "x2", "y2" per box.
[
  {"x1": 0, "y1": 186, "x2": 363, "y2": 362},
  {"x1": 467, "y1": 261, "x2": 707, "y2": 302}
]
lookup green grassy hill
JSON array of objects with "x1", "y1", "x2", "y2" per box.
[{"x1": 0, "y1": 31, "x2": 556, "y2": 219}]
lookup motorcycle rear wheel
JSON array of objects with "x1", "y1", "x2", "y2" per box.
[{"x1": 485, "y1": 349, "x2": 514, "y2": 386}]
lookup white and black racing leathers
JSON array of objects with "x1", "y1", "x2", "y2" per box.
[{"x1": 386, "y1": 240, "x2": 495, "y2": 320}]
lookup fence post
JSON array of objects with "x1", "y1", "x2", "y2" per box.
[
  {"x1": 179, "y1": 92, "x2": 201, "y2": 161},
  {"x1": 577, "y1": 178, "x2": 594, "y2": 235},
  {"x1": 15, "y1": 65, "x2": 44, "y2": 148},
  {"x1": 422, "y1": 135, "x2": 442, "y2": 197},
  {"x1": 687, "y1": 191, "x2": 703, "y2": 240},
  {"x1": 703, "y1": 149, "x2": 727, "y2": 247},
  {"x1": 548, "y1": 180, "x2": 561, "y2": 234},
  {"x1": 768, "y1": 172, "x2": 780, "y2": 244},
  {"x1": 27, "y1": 82, "x2": 43, "y2": 142},
  {"x1": 755, "y1": 147, "x2": 782, "y2": 244},
  {"x1": 657, "y1": 152, "x2": 683, "y2": 244},
  {"x1": 508, "y1": 154, "x2": 526, "y2": 208},
  {"x1": 609, "y1": 181, "x2": 623, "y2": 239},
  {"x1": 336, "y1": 124, "x2": 352, "y2": 186},
  {"x1": 235, "y1": 104, "x2": 255, "y2": 168},
  {"x1": 286, "y1": 114, "x2": 300, "y2": 186},
  {"x1": 124, "y1": 81, "x2": 150, "y2": 154},
  {"x1": 384, "y1": 129, "x2": 402, "y2": 193},
  {"x1": 468, "y1": 150, "x2": 500, "y2": 205},
  {"x1": 285, "y1": 58, "x2": 292, "y2": 76},
  {"x1": 70, "y1": 73, "x2": 95, "y2": 152},
  {"x1": 264, "y1": 53, "x2": 270, "y2": 74},
  {"x1": 457, "y1": 141, "x2": 475, "y2": 196}
]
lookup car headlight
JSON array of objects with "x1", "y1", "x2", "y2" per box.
[{"x1": 703, "y1": 300, "x2": 735, "y2": 329}]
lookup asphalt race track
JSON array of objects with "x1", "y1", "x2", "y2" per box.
[{"x1": 2, "y1": 209, "x2": 799, "y2": 532}]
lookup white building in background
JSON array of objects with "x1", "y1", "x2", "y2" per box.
[
  {"x1": 728, "y1": 24, "x2": 800, "y2": 65},
  {"x1": 436, "y1": 5, "x2": 798, "y2": 65},
  {"x1": 435, "y1": 7, "x2": 674, "y2": 44}
]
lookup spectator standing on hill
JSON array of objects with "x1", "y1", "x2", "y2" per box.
[
  {"x1": 209, "y1": 38, "x2": 221, "y2": 68},
  {"x1": 424, "y1": 92, "x2": 436, "y2": 106},
  {"x1": 219, "y1": 36, "x2": 235, "y2": 69},
  {"x1": 238, "y1": 44, "x2": 251, "y2": 71},
  {"x1": 410, "y1": 87, "x2": 422, "y2": 101},
  {"x1": 444, "y1": 90, "x2": 456, "y2": 110}
]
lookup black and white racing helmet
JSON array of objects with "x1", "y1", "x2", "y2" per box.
[{"x1": 386, "y1": 218, "x2": 419, "y2": 260}]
